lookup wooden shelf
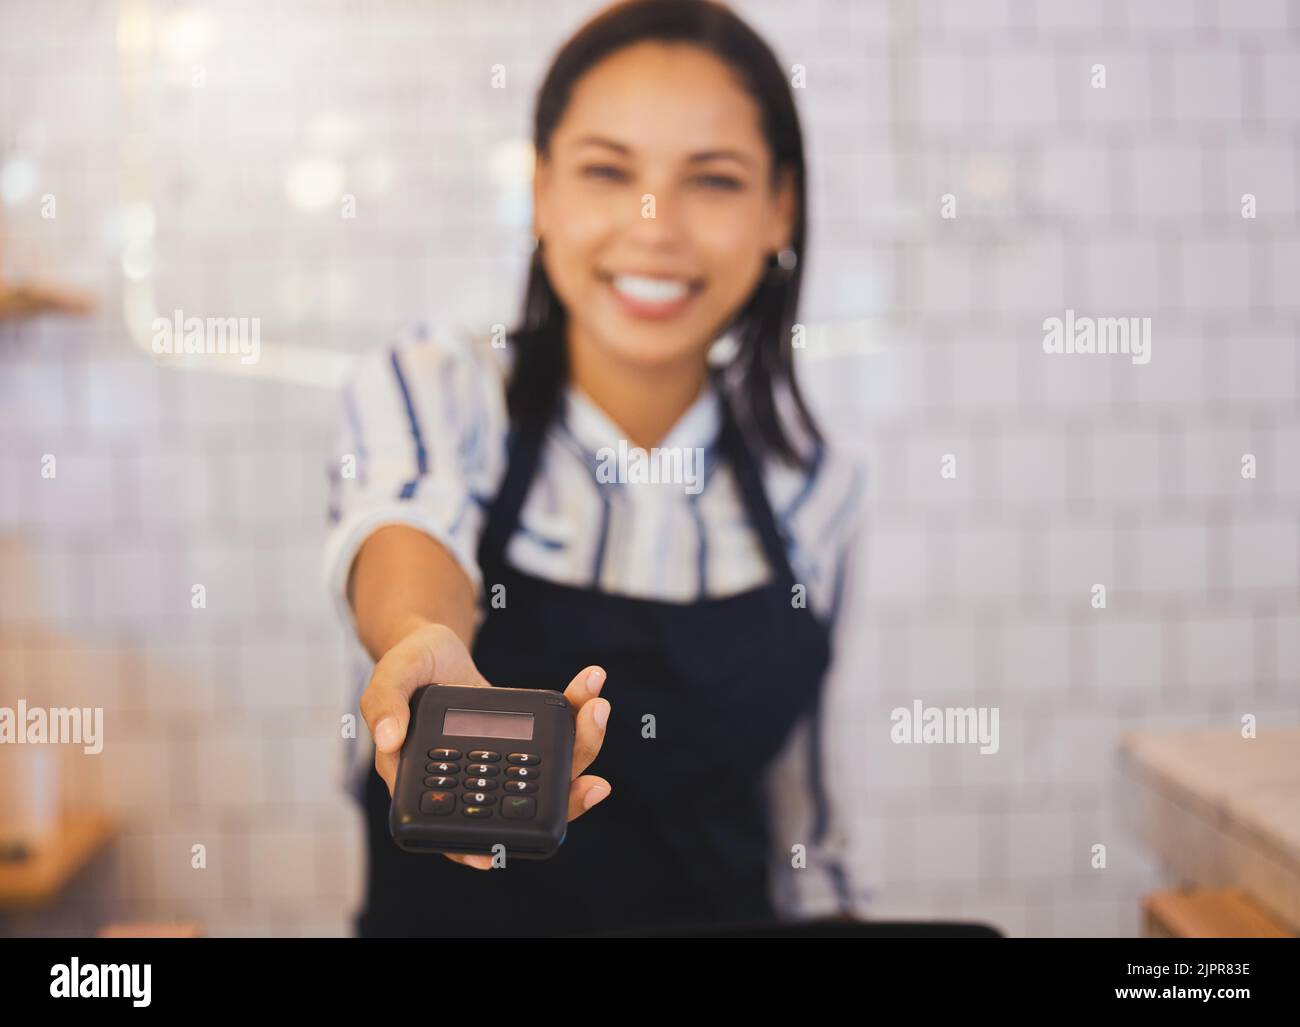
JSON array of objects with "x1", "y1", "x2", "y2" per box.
[
  {"x1": 0, "y1": 813, "x2": 116, "y2": 909},
  {"x1": 0, "y1": 281, "x2": 96, "y2": 321}
]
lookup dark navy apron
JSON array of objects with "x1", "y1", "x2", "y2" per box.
[{"x1": 357, "y1": 384, "x2": 832, "y2": 936}]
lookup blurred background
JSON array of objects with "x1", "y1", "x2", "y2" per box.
[{"x1": 0, "y1": 0, "x2": 1297, "y2": 937}]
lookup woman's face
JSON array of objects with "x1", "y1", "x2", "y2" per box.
[{"x1": 533, "y1": 41, "x2": 796, "y2": 375}]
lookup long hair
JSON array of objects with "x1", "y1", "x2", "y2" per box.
[{"x1": 506, "y1": 0, "x2": 821, "y2": 468}]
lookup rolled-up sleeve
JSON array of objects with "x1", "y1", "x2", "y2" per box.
[{"x1": 322, "y1": 328, "x2": 503, "y2": 645}]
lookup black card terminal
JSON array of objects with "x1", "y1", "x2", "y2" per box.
[{"x1": 389, "y1": 684, "x2": 575, "y2": 860}]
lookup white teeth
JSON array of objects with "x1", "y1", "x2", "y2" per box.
[{"x1": 611, "y1": 274, "x2": 690, "y2": 304}]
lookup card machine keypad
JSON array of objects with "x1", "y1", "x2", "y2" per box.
[{"x1": 419, "y1": 749, "x2": 543, "y2": 819}]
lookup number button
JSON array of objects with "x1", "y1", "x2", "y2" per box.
[
  {"x1": 507, "y1": 753, "x2": 541, "y2": 766},
  {"x1": 464, "y1": 777, "x2": 498, "y2": 790},
  {"x1": 468, "y1": 750, "x2": 500, "y2": 762},
  {"x1": 461, "y1": 792, "x2": 497, "y2": 805},
  {"x1": 426, "y1": 761, "x2": 459, "y2": 775},
  {"x1": 428, "y1": 748, "x2": 461, "y2": 760},
  {"x1": 506, "y1": 766, "x2": 539, "y2": 780},
  {"x1": 464, "y1": 763, "x2": 498, "y2": 776},
  {"x1": 423, "y1": 775, "x2": 458, "y2": 788}
]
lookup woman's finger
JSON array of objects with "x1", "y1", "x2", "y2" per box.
[
  {"x1": 444, "y1": 852, "x2": 493, "y2": 871},
  {"x1": 572, "y1": 694, "x2": 610, "y2": 779},
  {"x1": 562, "y1": 665, "x2": 606, "y2": 714},
  {"x1": 566, "y1": 774, "x2": 612, "y2": 821},
  {"x1": 561, "y1": 666, "x2": 609, "y2": 778}
]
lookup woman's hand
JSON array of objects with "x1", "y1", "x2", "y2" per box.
[{"x1": 359, "y1": 618, "x2": 612, "y2": 870}]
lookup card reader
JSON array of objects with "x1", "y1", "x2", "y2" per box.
[{"x1": 389, "y1": 684, "x2": 575, "y2": 860}]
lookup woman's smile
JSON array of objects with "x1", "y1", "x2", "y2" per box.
[{"x1": 597, "y1": 269, "x2": 706, "y2": 320}]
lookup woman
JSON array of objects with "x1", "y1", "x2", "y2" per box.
[{"x1": 326, "y1": 0, "x2": 867, "y2": 937}]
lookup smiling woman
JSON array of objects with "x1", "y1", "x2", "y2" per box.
[
  {"x1": 326, "y1": 0, "x2": 869, "y2": 938},
  {"x1": 514, "y1": 4, "x2": 816, "y2": 463}
]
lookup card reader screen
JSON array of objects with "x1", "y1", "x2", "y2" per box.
[{"x1": 442, "y1": 708, "x2": 535, "y2": 740}]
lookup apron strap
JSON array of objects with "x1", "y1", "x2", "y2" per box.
[
  {"x1": 476, "y1": 418, "x2": 546, "y2": 573},
  {"x1": 712, "y1": 383, "x2": 801, "y2": 591},
  {"x1": 476, "y1": 379, "x2": 802, "y2": 592}
]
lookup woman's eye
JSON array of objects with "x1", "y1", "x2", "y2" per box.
[
  {"x1": 694, "y1": 174, "x2": 744, "y2": 191},
  {"x1": 582, "y1": 164, "x2": 629, "y2": 182}
]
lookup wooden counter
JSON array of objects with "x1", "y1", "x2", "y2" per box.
[{"x1": 1120, "y1": 726, "x2": 1300, "y2": 935}]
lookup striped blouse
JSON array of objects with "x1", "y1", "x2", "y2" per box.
[{"x1": 323, "y1": 324, "x2": 871, "y2": 921}]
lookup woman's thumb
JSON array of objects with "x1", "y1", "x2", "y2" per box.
[
  {"x1": 373, "y1": 711, "x2": 406, "y2": 753},
  {"x1": 360, "y1": 667, "x2": 414, "y2": 754}
]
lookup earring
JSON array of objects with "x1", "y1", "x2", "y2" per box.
[{"x1": 768, "y1": 247, "x2": 797, "y2": 280}]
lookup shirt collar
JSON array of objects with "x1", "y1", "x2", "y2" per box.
[{"x1": 562, "y1": 377, "x2": 722, "y2": 458}]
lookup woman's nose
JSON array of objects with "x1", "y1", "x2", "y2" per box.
[{"x1": 618, "y1": 183, "x2": 690, "y2": 246}]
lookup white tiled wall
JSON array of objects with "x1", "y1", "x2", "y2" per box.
[{"x1": 0, "y1": 0, "x2": 1296, "y2": 937}]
